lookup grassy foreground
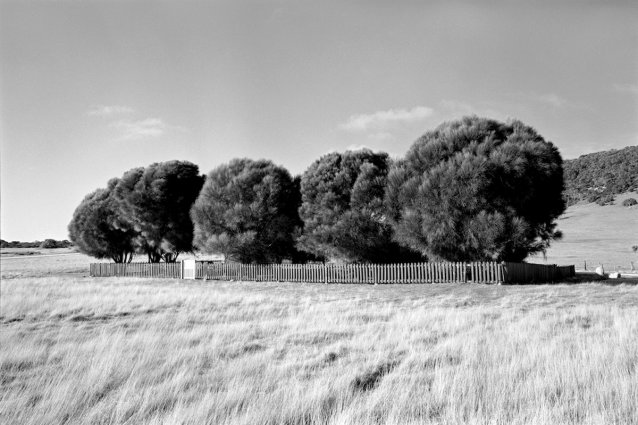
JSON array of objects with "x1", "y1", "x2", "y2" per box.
[{"x1": 1, "y1": 269, "x2": 637, "y2": 425}]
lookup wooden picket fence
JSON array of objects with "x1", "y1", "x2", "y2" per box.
[
  {"x1": 198, "y1": 261, "x2": 502, "y2": 284},
  {"x1": 89, "y1": 262, "x2": 183, "y2": 279},
  {"x1": 90, "y1": 261, "x2": 575, "y2": 284}
]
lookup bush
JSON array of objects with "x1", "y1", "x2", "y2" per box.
[
  {"x1": 595, "y1": 194, "x2": 615, "y2": 206},
  {"x1": 622, "y1": 198, "x2": 637, "y2": 207}
]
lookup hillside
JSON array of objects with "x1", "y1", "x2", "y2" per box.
[
  {"x1": 528, "y1": 192, "x2": 638, "y2": 270},
  {"x1": 563, "y1": 145, "x2": 638, "y2": 205},
  {"x1": 542, "y1": 146, "x2": 638, "y2": 270}
]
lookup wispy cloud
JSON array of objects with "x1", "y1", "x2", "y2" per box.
[
  {"x1": 509, "y1": 92, "x2": 578, "y2": 109},
  {"x1": 439, "y1": 100, "x2": 506, "y2": 120},
  {"x1": 613, "y1": 83, "x2": 638, "y2": 95},
  {"x1": 340, "y1": 106, "x2": 434, "y2": 132},
  {"x1": 533, "y1": 93, "x2": 569, "y2": 108},
  {"x1": 345, "y1": 144, "x2": 372, "y2": 151},
  {"x1": 87, "y1": 105, "x2": 135, "y2": 117},
  {"x1": 111, "y1": 118, "x2": 175, "y2": 141},
  {"x1": 440, "y1": 100, "x2": 476, "y2": 116}
]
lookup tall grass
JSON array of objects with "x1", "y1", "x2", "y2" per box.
[{"x1": 1, "y1": 276, "x2": 637, "y2": 424}]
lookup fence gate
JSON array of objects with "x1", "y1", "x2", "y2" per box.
[{"x1": 182, "y1": 259, "x2": 196, "y2": 279}]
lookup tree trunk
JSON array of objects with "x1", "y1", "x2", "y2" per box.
[
  {"x1": 147, "y1": 251, "x2": 162, "y2": 263},
  {"x1": 162, "y1": 252, "x2": 180, "y2": 263}
]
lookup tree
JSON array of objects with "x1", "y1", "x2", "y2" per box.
[
  {"x1": 113, "y1": 161, "x2": 204, "y2": 262},
  {"x1": 40, "y1": 239, "x2": 59, "y2": 249},
  {"x1": 386, "y1": 116, "x2": 566, "y2": 262},
  {"x1": 297, "y1": 149, "x2": 424, "y2": 263},
  {"x1": 191, "y1": 158, "x2": 302, "y2": 263},
  {"x1": 68, "y1": 179, "x2": 136, "y2": 263}
]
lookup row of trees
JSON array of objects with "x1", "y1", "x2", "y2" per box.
[
  {"x1": 0, "y1": 239, "x2": 73, "y2": 249},
  {"x1": 69, "y1": 116, "x2": 566, "y2": 264}
]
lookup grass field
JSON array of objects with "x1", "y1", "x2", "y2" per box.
[
  {"x1": 1, "y1": 254, "x2": 638, "y2": 424},
  {"x1": 529, "y1": 192, "x2": 638, "y2": 271}
]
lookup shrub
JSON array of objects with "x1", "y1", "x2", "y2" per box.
[{"x1": 622, "y1": 198, "x2": 637, "y2": 207}]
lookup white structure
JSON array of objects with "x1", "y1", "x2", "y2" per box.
[{"x1": 182, "y1": 259, "x2": 196, "y2": 279}]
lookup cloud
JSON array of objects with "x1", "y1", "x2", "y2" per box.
[
  {"x1": 533, "y1": 93, "x2": 569, "y2": 108},
  {"x1": 613, "y1": 83, "x2": 638, "y2": 95},
  {"x1": 440, "y1": 100, "x2": 476, "y2": 116},
  {"x1": 439, "y1": 100, "x2": 506, "y2": 120},
  {"x1": 345, "y1": 144, "x2": 373, "y2": 151},
  {"x1": 508, "y1": 92, "x2": 578, "y2": 109},
  {"x1": 340, "y1": 106, "x2": 434, "y2": 132},
  {"x1": 87, "y1": 105, "x2": 135, "y2": 117},
  {"x1": 111, "y1": 118, "x2": 171, "y2": 141}
]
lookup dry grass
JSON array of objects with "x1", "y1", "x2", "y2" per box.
[
  {"x1": 1, "y1": 251, "x2": 95, "y2": 279},
  {"x1": 1, "y1": 264, "x2": 637, "y2": 424}
]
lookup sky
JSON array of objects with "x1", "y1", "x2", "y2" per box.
[{"x1": 1, "y1": 0, "x2": 637, "y2": 241}]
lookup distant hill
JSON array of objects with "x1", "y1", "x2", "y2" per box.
[{"x1": 563, "y1": 145, "x2": 638, "y2": 206}]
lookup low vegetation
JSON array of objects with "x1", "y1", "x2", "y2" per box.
[
  {"x1": 622, "y1": 198, "x2": 637, "y2": 207},
  {"x1": 1, "y1": 254, "x2": 637, "y2": 424}
]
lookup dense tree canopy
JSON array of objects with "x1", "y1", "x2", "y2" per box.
[
  {"x1": 298, "y1": 149, "x2": 424, "y2": 263},
  {"x1": 68, "y1": 179, "x2": 136, "y2": 263},
  {"x1": 113, "y1": 161, "x2": 204, "y2": 262},
  {"x1": 191, "y1": 159, "x2": 302, "y2": 263},
  {"x1": 386, "y1": 116, "x2": 565, "y2": 262}
]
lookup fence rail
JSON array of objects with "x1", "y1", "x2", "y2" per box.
[{"x1": 90, "y1": 261, "x2": 575, "y2": 284}]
